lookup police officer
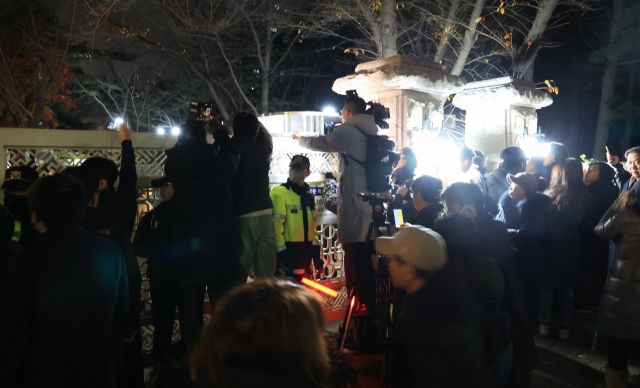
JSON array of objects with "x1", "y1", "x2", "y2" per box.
[
  {"x1": 133, "y1": 176, "x2": 178, "y2": 365},
  {"x1": 2, "y1": 166, "x2": 39, "y2": 250},
  {"x1": 271, "y1": 155, "x2": 322, "y2": 279}
]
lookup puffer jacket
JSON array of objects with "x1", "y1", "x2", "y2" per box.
[
  {"x1": 595, "y1": 206, "x2": 640, "y2": 340},
  {"x1": 298, "y1": 114, "x2": 380, "y2": 243}
]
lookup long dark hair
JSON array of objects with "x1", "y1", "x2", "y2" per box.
[
  {"x1": 401, "y1": 147, "x2": 417, "y2": 172},
  {"x1": 544, "y1": 159, "x2": 586, "y2": 210}
]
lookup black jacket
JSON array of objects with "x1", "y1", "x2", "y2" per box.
[
  {"x1": 165, "y1": 130, "x2": 240, "y2": 284},
  {"x1": 230, "y1": 126, "x2": 273, "y2": 217},
  {"x1": 486, "y1": 168, "x2": 510, "y2": 215},
  {"x1": 475, "y1": 210, "x2": 539, "y2": 372},
  {"x1": 411, "y1": 203, "x2": 444, "y2": 229},
  {"x1": 543, "y1": 196, "x2": 586, "y2": 288},
  {"x1": 82, "y1": 207, "x2": 141, "y2": 334},
  {"x1": 394, "y1": 266, "x2": 486, "y2": 388},
  {"x1": 133, "y1": 199, "x2": 175, "y2": 276},
  {"x1": 497, "y1": 192, "x2": 552, "y2": 264},
  {"x1": 612, "y1": 163, "x2": 631, "y2": 193},
  {"x1": 96, "y1": 139, "x2": 138, "y2": 237},
  {"x1": 0, "y1": 225, "x2": 129, "y2": 388}
]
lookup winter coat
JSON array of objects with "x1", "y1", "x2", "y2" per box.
[
  {"x1": 298, "y1": 114, "x2": 380, "y2": 243},
  {"x1": 411, "y1": 203, "x2": 444, "y2": 230},
  {"x1": 82, "y1": 207, "x2": 141, "y2": 335},
  {"x1": 394, "y1": 266, "x2": 486, "y2": 388},
  {"x1": 497, "y1": 192, "x2": 552, "y2": 268},
  {"x1": 230, "y1": 126, "x2": 273, "y2": 217},
  {"x1": 486, "y1": 163, "x2": 525, "y2": 215},
  {"x1": 579, "y1": 181, "x2": 618, "y2": 278},
  {"x1": 595, "y1": 206, "x2": 640, "y2": 340},
  {"x1": 612, "y1": 163, "x2": 631, "y2": 194},
  {"x1": 164, "y1": 129, "x2": 240, "y2": 284},
  {"x1": 392, "y1": 165, "x2": 415, "y2": 187},
  {"x1": 486, "y1": 167, "x2": 510, "y2": 215},
  {"x1": 475, "y1": 211, "x2": 539, "y2": 372},
  {"x1": 133, "y1": 199, "x2": 176, "y2": 277},
  {"x1": 0, "y1": 225, "x2": 129, "y2": 388},
  {"x1": 619, "y1": 177, "x2": 637, "y2": 196},
  {"x1": 542, "y1": 197, "x2": 586, "y2": 289}
]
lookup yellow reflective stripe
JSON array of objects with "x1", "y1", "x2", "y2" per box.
[
  {"x1": 276, "y1": 245, "x2": 286, "y2": 252},
  {"x1": 11, "y1": 220, "x2": 21, "y2": 242},
  {"x1": 286, "y1": 205, "x2": 302, "y2": 210},
  {"x1": 273, "y1": 214, "x2": 286, "y2": 219}
]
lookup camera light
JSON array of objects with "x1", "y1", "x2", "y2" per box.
[
  {"x1": 322, "y1": 107, "x2": 339, "y2": 117},
  {"x1": 114, "y1": 117, "x2": 124, "y2": 125},
  {"x1": 156, "y1": 127, "x2": 165, "y2": 135},
  {"x1": 171, "y1": 127, "x2": 180, "y2": 136}
]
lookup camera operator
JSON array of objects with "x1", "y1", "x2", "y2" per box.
[{"x1": 294, "y1": 94, "x2": 380, "y2": 310}]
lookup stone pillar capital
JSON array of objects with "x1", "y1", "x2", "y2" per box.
[{"x1": 452, "y1": 76, "x2": 552, "y2": 111}]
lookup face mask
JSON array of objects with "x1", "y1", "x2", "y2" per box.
[
  {"x1": 289, "y1": 168, "x2": 307, "y2": 182},
  {"x1": 4, "y1": 193, "x2": 30, "y2": 222}
]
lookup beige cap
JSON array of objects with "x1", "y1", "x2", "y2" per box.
[{"x1": 375, "y1": 225, "x2": 448, "y2": 272}]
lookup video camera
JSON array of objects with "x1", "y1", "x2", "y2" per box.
[
  {"x1": 346, "y1": 90, "x2": 390, "y2": 129},
  {"x1": 324, "y1": 90, "x2": 390, "y2": 134}
]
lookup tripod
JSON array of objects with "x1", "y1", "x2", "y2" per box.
[{"x1": 338, "y1": 196, "x2": 395, "y2": 386}]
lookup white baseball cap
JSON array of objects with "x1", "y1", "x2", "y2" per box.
[{"x1": 375, "y1": 225, "x2": 448, "y2": 272}]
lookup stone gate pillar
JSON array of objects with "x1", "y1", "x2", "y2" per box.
[
  {"x1": 452, "y1": 77, "x2": 553, "y2": 169},
  {"x1": 332, "y1": 56, "x2": 466, "y2": 150}
]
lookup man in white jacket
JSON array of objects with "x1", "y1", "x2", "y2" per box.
[{"x1": 294, "y1": 95, "x2": 380, "y2": 309}]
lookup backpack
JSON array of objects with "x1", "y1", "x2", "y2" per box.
[{"x1": 344, "y1": 126, "x2": 400, "y2": 193}]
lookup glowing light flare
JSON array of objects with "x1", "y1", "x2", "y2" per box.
[
  {"x1": 322, "y1": 107, "x2": 339, "y2": 117},
  {"x1": 156, "y1": 127, "x2": 165, "y2": 135},
  {"x1": 411, "y1": 132, "x2": 459, "y2": 177},
  {"x1": 171, "y1": 127, "x2": 181, "y2": 136},
  {"x1": 114, "y1": 117, "x2": 124, "y2": 125},
  {"x1": 521, "y1": 138, "x2": 550, "y2": 159},
  {"x1": 300, "y1": 278, "x2": 339, "y2": 297}
]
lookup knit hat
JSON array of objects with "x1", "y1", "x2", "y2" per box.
[
  {"x1": 375, "y1": 225, "x2": 448, "y2": 272},
  {"x1": 507, "y1": 172, "x2": 537, "y2": 195}
]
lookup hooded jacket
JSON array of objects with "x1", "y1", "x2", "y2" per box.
[{"x1": 298, "y1": 114, "x2": 380, "y2": 243}]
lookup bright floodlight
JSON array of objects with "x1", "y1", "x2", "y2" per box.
[
  {"x1": 323, "y1": 107, "x2": 339, "y2": 117},
  {"x1": 114, "y1": 117, "x2": 124, "y2": 125},
  {"x1": 171, "y1": 127, "x2": 180, "y2": 136},
  {"x1": 156, "y1": 127, "x2": 165, "y2": 135}
]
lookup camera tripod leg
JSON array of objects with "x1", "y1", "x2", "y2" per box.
[{"x1": 338, "y1": 221, "x2": 377, "y2": 352}]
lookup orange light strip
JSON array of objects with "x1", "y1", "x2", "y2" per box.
[{"x1": 301, "y1": 278, "x2": 339, "y2": 297}]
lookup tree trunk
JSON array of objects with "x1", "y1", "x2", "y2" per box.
[
  {"x1": 262, "y1": 10, "x2": 273, "y2": 115},
  {"x1": 379, "y1": 0, "x2": 397, "y2": 58},
  {"x1": 511, "y1": 0, "x2": 559, "y2": 81},
  {"x1": 450, "y1": 0, "x2": 486, "y2": 76},
  {"x1": 623, "y1": 66, "x2": 635, "y2": 146},
  {"x1": 434, "y1": 0, "x2": 462, "y2": 64},
  {"x1": 593, "y1": 0, "x2": 626, "y2": 160},
  {"x1": 29, "y1": 60, "x2": 46, "y2": 128}
]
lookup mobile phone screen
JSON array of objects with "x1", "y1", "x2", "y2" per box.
[
  {"x1": 393, "y1": 209, "x2": 404, "y2": 228},
  {"x1": 106, "y1": 120, "x2": 117, "y2": 130}
]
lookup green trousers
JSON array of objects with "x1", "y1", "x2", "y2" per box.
[{"x1": 235, "y1": 214, "x2": 276, "y2": 283}]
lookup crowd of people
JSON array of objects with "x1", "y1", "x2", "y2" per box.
[{"x1": 0, "y1": 92, "x2": 639, "y2": 388}]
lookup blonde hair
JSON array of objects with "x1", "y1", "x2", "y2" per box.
[{"x1": 189, "y1": 279, "x2": 330, "y2": 385}]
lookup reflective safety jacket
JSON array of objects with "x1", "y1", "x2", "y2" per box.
[{"x1": 270, "y1": 180, "x2": 319, "y2": 252}]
